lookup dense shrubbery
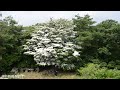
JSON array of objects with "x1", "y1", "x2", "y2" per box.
[{"x1": 78, "y1": 63, "x2": 120, "y2": 79}]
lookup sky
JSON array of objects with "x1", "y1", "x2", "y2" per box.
[{"x1": 1, "y1": 11, "x2": 120, "y2": 26}]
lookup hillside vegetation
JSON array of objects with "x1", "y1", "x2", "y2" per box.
[{"x1": 0, "y1": 14, "x2": 120, "y2": 79}]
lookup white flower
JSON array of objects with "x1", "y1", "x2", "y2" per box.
[
  {"x1": 38, "y1": 62, "x2": 46, "y2": 66},
  {"x1": 52, "y1": 43, "x2": 63, "y2": 48},
  {"x1": 24, "y1": 51, "x2": 35, "y2": 55},
  {"x1": 73, "y1": 51, "x2": 80, "y2": 56},
  {"x1": 66, "y1": 42, "x2": 74, "y2": 46}
]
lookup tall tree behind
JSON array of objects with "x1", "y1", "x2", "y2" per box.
[
  {"x1": 0, "y1": 16, "x2": 24, "y2": 73},
  {"x1": 73, "y1": 14, "x2": 120, "y2": 69},
  {"x1": 73, "y1": 14, "x2": 96, "y2": 63}
]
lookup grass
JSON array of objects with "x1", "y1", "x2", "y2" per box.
[{"x1": 16, "y1": 70, "x2": 80, "y2": 79}]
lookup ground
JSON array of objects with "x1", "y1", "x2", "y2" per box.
[{"x1": 16, "y1": 71, "x2": 80, "y2": 79}]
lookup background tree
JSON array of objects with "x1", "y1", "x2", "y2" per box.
[
  {"x1": 73, "y1": 14, "x2": 96, "y2": 64},
  {"x1": 0, "y1": 16, "x2": 34, "y2": 73},
  {"x1": 73, "y1": 14, "x2": 120, "y2": 69}
]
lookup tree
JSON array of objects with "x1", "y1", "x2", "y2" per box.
[
  {"x1": 73, "y1": 14, "x2": 96, "y2": 63},
  {"x1": 95, "y1": 19, "x2": 120, "y2": 69},
  {"x1": 23, "y1": 18, "x2": 81, "y2": 70},
  {"x1": 73, "y1": 14, "x2": 96, "y2": 32},
  {"x1": 73, "y1": 14, "x2": 120, "y2": 69},
  {"x1": 0, "y1": 16, "x2": 24, "y2": 73}
]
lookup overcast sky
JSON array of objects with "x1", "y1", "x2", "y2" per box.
[{"x1": 1, "y1": 11, "x2": 120, "y2": 26}]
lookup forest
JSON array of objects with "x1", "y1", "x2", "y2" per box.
[{"x1": 0, "y1": 14, "x2": 120, "y2": 79}]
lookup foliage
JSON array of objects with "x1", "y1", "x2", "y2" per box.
[
  {"x1": 78, "y1": 63, "x2": 120, "y2": 79},
  {"x1": 0, "y1": 16, "x2": 23, "y2": 73},
  {"x1": 0, "y1": 16, "x2": 37, "y2": 73},
  {"x1": 73, "y1": 15, "x2": 120, "y2": 69},
  {"x1": 0, "y1": 14, "x2": 120, "y2": 74}
]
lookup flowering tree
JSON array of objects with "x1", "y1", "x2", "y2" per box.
[{"x1": 23, "y1": 19, "x2": 81, "y2": 70}]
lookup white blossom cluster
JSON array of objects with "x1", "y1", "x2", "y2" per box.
[{"x1": 23, "y1": 19, "x2": 80, "y2": 69}]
